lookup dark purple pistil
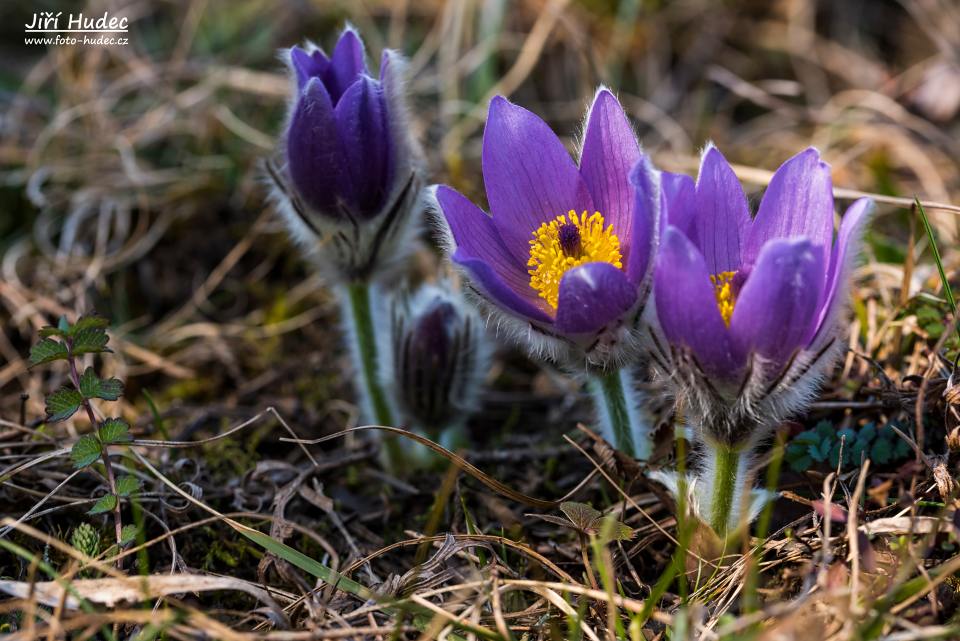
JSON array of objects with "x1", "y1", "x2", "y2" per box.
[{"x1": 558, "y1": 223, "x2": 582, "y2": 258}]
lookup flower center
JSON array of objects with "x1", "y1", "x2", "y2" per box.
[
  {"x1": 710, "y1": 270, "x2": 737, "y2": 327},
  {"x1": 528, "y1": 210, "x2": 622, "y2": 309}
]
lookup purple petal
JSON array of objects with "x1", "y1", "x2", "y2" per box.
[
  {"x1": 290, "y1": 46, "x2": 329, "y2": 89},
  {"x1": 286, "y1": 78, "x2": 344, "y2": 215},
  {"x1": 482, "y1": 96, "x2": 592, "y2": 263},
  {"x1": 625, "y1": 156, "x2": 659, "y2": 283},
  {"x1": 334, "y1": 76, "x2": 394, "y2": 218},
  {"x1": 810, "y1": 197, "x2": 873, "y2": 341},
  {"x1": 324, "y1": 28, "x2": 367, "y2": 103},
  {"x1": 554, "y1": 262, "x2": 637, "y2": 335},
  {"x1": 729, "y1": 238, "x2": 825, "y2": 366},
  {"x1": 655, "y1": 226, "x2": 738, "y2": 377},
  {"x1": 453, "y1": 250, "x2": 554, "y2": 324},
  {"x1": 744, "y1": 148, "x2": 834, "y2": 275},
  {"x1": 579, "y1": 89, "x2": 641, "y2": 239},
  {"x1": 693, "y1": 146, "x2": 751, "y2": 274},
  {"x1": 661, "y1": 171, "x2": 696, "y2": 239},
  {"x1": 435, "y1": 185, "x2": 534, "y2": 297}
]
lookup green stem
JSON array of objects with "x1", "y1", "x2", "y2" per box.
[
  {"x1": 709, "y1": 441, "x2": 743, "y2": 537},
  {"x1": 588, "y1": 369, "x2": 650, "y2": 460},
  {"x1": 343, "y1": 283, "x2": 403, "y2": 470}
]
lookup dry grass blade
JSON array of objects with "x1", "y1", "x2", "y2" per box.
[
  {"x1": 281, "y1": 425, "x2": 597, "y2": 509},
  {"x1": 0, "y1": 574, "x2": 287, "y2": 620}
]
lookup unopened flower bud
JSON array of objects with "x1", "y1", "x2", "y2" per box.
[
  {"x1": 270, "y1": 27, "x2": 423, "y2": 282},
  {"x1": 381, "y1": 284, "x2": 491, "y2": 441}
]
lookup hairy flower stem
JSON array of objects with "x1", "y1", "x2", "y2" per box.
[
  {"x1": 588, "y1": 368, "x2": 651, "y2": 460},
  {"x1": 708, "y1": 441, "x2": 744, "y2": 537},
  {"x1": 343, "y1": 283, "x2": 403, "y2": 470},
  {"x1": 67, "y1": 350, "x2": 123, "y2": 566}
]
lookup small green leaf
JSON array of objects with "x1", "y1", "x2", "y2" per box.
[
  {"x1": 119, "y1": 524, "x2": 139, "y2": 546},
  {"x1": 88, "y1": 493, "x2": 117, "y2": 515},
  {"x1": 793, "y1": 430, "x2": 820, "y2": 446},
  {"x1": 808, "y1": 443, "x2": 827, "y2": 463},
  {"x1": 871, "y1": 438, "x2": 893, "y2": 464},
  {"x1": 38, "y1": 326, "x2": 65, "y2": 338},
  {"x1": 71, "y1": 435, "x2": 102, "y2": 468},
  {"x1": 560, "y1": 501, "x2": 602, "y2": 531},
  {"x1": 71, "y1": 327, "x2": 110, "y2": 356},
  {"x1": 829, "y1": 442, "x2": 842, "y2": 468},
  {"x1": 788, "y1": 455, "x2": 812, "y2": 472},
  {"x1": 78, "y1": 367, "x2": 123, "y2": 401},
  {"x1": 815, "y1": 421, "x2": 834, "y2": 439},
  {"x1": 837, "y1": 428, "x2": 856, "y2": 443},
  {"x1": 29, "y1": 338, "x2": 69, "y2": 366},
  {"x1": 116, "y1": 475, "x2": 140, "y2": 497},
  {"x1": 852, "y1": 439, "x2": 870, "y2": 465},
  {"x1": 68, "y1": 315, "x2": 109, "y2": 336},
  {"x1": 892, "y1": 438, "x2": 911, "y2": 459},
  {"x1": 593, "y1": 515, "x2": 635, "y2": 541},
  {"x1": 45, "y1": 387, "x2": 84, "y2": 422},
  {"x1": 98, "y1": 418, "x2": 131, "y2": 444}
]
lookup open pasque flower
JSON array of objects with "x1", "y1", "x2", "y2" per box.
[
  {"x1": 432, "y1": 89, "x2": 659, "y2": 369},
  {"x1": 653, "y1": 146, "x2": 872, "y2": 444},
  {"x1": 270, "y1": 27, "x2": 422, "y2": 281},
  {"x1": 649, "y1": 146, "x2": 872, "y2": 535}
]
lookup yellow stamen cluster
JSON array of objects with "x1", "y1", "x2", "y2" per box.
[
  {"x1": 527, "y1": 210, "x2": 622, "y2": 309},
  {"x1": 710, "y1": 270, "x2": 737, "y2": 327}
]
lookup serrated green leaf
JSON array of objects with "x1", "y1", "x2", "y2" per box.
[
  {"x1": 45, "y1": 387, "x2": 84, "y2": 422},
  {"x1": 829, "y1": 442, "x2": 842, "y2": 468},
  {"x1": 788, "y1": 455, "x2": 812, "y2": 472},
  {"x1": 68, "y1": 315, "x2": 109, "y2": 336},
  {"x1": 792, "y1": 431, "x2": 820, "y2": 446},
  {"x1": 88, "y1": 493, "x2": 117, "y2": 515},
  {"x1": 78, "y1": 367, "x2": 123, "y2": 401},
  {"x1": 815, "y1": 421, "x2": 834, "y2": 438},
  {"x1": 838, "y1": 428, "x2": 856, "y2": 443},
  {"x1": 97, "y1": 378, "x2": 123, "y2": 401},
  {"x1": 852, "y1": 439, "x2": 870, "y2": 465},
  {"x1": 785, "y1": 443, "x2": 806, "y2": 460},
  {"x1": 871, "y1": 438, "x2": 893, "y2": 464},
  {"x1": 892, "y1": 438, "x2": 911, "y2": 459},
  {"x1": 71, "y1": 435, "x2": 102, "y2": 468},
  {"x1": 71, "y1": 327, "x2": 110, "y2": 356},
  {"x1": 98, "y1": 418, "x2": 131, "y2": 444},
  {"x1": 38, "y1": 326, "x2": 65, "y2": 338},
  {"x1": 29, "y1": 338, "x2": 69, "y2": 366},
  {"x1": 119, "y1": 524, "x2": 139, "y2": 546},
  {"x1": 116, "y1": 475, "x2": 140, "y2": 497}
]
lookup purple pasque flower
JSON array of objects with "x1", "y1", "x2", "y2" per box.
[
  {"x1": 270, "y1": 27, "x2": 422, "y2": 281},
  {"x1": 652, "y1": 145, "x2": 872, "y2": 444},
  {"x1": 432, "y1": 89, "x2": 659, "y2": 367}
]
